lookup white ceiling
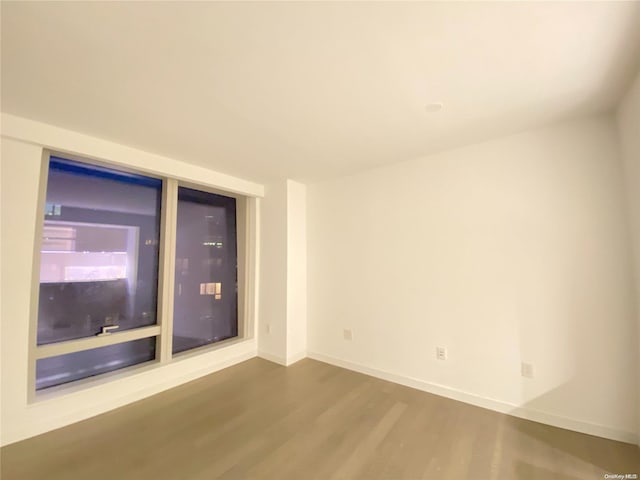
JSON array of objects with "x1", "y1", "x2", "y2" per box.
[{"x1": 2, "y1": 1, "x2": 640, "y2": 183}]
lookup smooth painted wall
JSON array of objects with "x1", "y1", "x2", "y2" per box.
[
  {"x1": 617, "y1": 69, "x2": 640, "y2": 443},
  {"x1": 258, "y1": 181, "x2": 288, "y2": 363},
  {"x1": 286, "y1": 180, "x2": 308, "y2": 362},
  {"x1": 307, "y1": 115, "x2": 638, "y2": 442},
  {"x1": 258, "y1": 179, "x2": 308, "y2": 365}
]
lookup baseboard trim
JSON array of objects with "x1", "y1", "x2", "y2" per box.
[
  {"x1": 286, "y1": 350, "x2": 307, "y2": 366},
  {"x1": 258, "y1": 350, "x2": 288, "y2": 366},
  {"x1": 307, "y1": 351, "x2": 637, "y2": 445},
  {"x1": 258, "y1": 350, "x2": 308, "y2": 366}
]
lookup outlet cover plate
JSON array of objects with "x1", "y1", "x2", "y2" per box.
[
  {"x1": 436, "y1": 347, "x2": 447, "y2": 361},
  {"x1": 521, "y1": 362, "x2": 534, "y2": 378}
]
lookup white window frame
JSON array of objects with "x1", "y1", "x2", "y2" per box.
[{"x1": 27, "y1": 152, "x2": 257, "y2": 401}]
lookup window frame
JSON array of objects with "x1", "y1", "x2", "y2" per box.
[{"x1": 27, "y1": 152, "x2": 255, "y2": 401}]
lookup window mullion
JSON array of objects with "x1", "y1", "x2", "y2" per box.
[
  {"x1": 158, "y1": 178, "x2": 178, "y2": 363},
  {"x1": 35, "y1": 326, "x2": 161, "y2": 359}
]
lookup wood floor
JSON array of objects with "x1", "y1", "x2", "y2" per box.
[{"x1": 2, "y1": 358, "x2": 638, "y2": 480}]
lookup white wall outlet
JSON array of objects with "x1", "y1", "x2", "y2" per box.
[
  {"x1": 265, "y1": 324, "x2": 271, "y2": 334},
  {"x1": 521, "y1": 362, "x2": 534, "y2": 379},
  {"x1": 343, "y1": 329, "x2": 353, "y2": 341},
  {"x1": 436, "y1": 346, "x2": 447, "y2": 361}
]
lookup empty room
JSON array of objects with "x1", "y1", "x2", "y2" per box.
[{"x1": 1, "y1": 1, "x2": 639, "y2": 479}]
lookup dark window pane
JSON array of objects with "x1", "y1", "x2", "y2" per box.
[
  {"x1": 172, "y1": 187, "x2": 238, "y2": 354},
  {"x1": 36, "y1": 338, "x2": 156, "y2": 390},
  {"x1": 38, "y1": 158, "x2": 162, "y2": 345}
]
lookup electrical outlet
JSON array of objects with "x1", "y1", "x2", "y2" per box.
[
  {"x1": 343, "y1": 329, "x2": 353, "y2": 341},
  {"x1": 436, "y1": 346, "x2": 447, "y2": 361},
  {"x1": 521, "y1": 362, "x2": 534, "y2": 379}
]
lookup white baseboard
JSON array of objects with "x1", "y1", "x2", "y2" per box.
[
  {"x1": 307, "y1": 351, "x2": 638, "y2": 445},
  {"x1": 258, "y1": 350, "x2": 308, "y2": 366},
  {"x1": 258, "y1": 350, "x2": 288, "y2": 366},
  {"x1": 286, "y1": 350, "x2": 307, "y2": 366}
]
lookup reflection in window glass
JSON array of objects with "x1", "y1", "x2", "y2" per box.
[
  {"x1": 36, "y1": 338, "x2": 156, "y2": 390},
  {"x1": 172, "y1": 187, "x2": 238, "y2": 354},
  {"x1": 37, "y1": 158, "x2": 162, "y2": 345}
]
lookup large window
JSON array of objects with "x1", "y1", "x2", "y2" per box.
[
  {"x1": 172, "y1": 187, "x2": 238, "y2": 353},
  {"x1": 39, "y1": 158, "x2": 162, "y2": 346},
  {"x1": 33, "y1": 156, "x2": 245, "y2": 392}
]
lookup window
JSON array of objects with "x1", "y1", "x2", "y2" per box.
[
  {"x1": 36, "y1": 338, "x2": 156, "y2": 390},
  {"x1": 32, "y1": 156, "x2": 247, "y2": 393},
  {"x1": 39, "y1": 158, "x2": 162, "y2": 346},
  {"x1": 173, "y1": 187, "x2": 238, "y2": 353}
]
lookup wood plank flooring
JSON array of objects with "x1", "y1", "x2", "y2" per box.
[{"x1": 1, "y1": 358, "x2": 638, "y2": 479}]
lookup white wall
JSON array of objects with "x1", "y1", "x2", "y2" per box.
[
  {"x1": 0, "y1": 115, "x2": 264, "y2": 446},
  {"x1": 286, "y1": 180, "x2": 308, "y2": 363},
  {"x1": 307, "y1": 115, "x2": 638, "y2": 443},
  {"x1": 0, "y1": 134, "x2": 3, "y2": 446},
  {"x1": 258, "y1": 181, "x2": 289, "y2": 363},
  {"x1": 616, "y1": 69, "x2": 640, "y2": 444},
  {"x1": 258, "y1": 180, "x2": 308, "y2": 365}
]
